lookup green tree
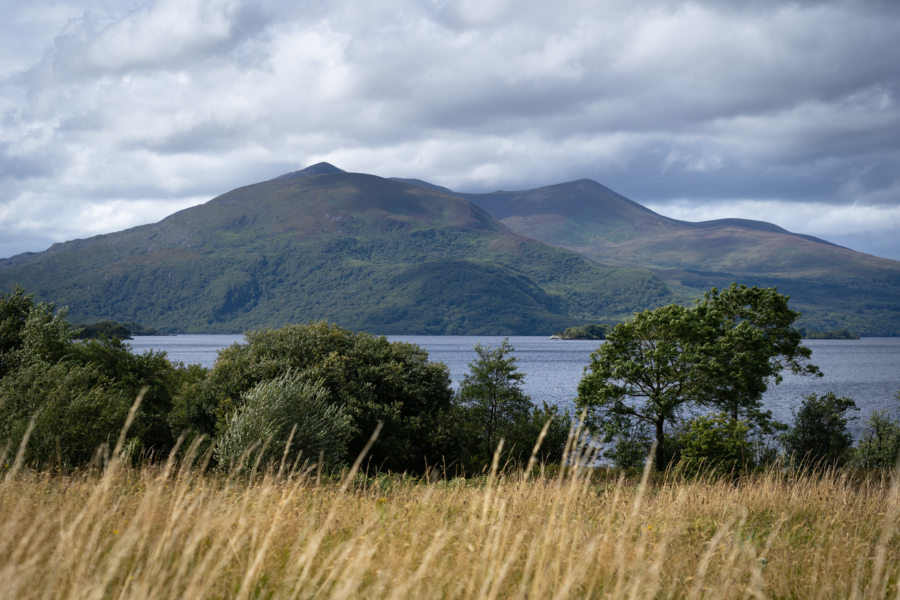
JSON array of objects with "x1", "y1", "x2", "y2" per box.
[
  {"x1": 509, "y1": 402, "x2": 572, "y2": 467},
  {"x1": 0, "y1": 286, "x2": 183, "y2": 468},
  {"x1": 677, "y1": 413, "x2": 756, "y2": 477},
  {"x1": 457, "y1": 339, "x2": 533, "y2": 461},
  {"x1": 181, "y1": 322, "x2": 455, "y2": 473},
  {"x1": 693, "y1": 284, "x2": 820, "y2": 434},
  {"x1": 1, "y1": 285, "x2": 35, "y2": 378},
  {"x1": 781, "y1": 392, "x2": 858, "y2": 467},
  {"x1": 577, "y1": 285, "x2": 816, "y2": 470},
  {"x1": 0, "y1": 285, "x2": 72, "y2": 378},
  {"x1": 576, "y1": 304, "x2": 703, "y2": 469},
  {"x1": 855, "y1": 408, "x2": 900, "y2": 469},
  {"x1": 214, "y1": 375, "x2": 353, "y2": 472}
]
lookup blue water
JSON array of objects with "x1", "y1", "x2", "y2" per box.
[{"x1": 128, "y1": 335, "x2": 900, "y2": 437}]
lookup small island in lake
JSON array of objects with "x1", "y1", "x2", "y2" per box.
[
  {"x1": 800, "y1": 328, "x2": 860, "y2": 340},
  {"x1": 551, "y1": 323, "x2": 611, "y2": 340},
  {"x1": 74, "y1": 320, "x2": 165, "y2": 340}
]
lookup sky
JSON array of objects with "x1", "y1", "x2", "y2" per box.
[{"x1": 1, "y1": 0, "x2": 899, "y2": 260}]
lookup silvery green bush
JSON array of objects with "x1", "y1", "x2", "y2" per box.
[{"x1": 215, "y1": 374, "x2": 353, "y2": 472}]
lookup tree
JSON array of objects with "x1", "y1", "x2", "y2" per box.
[
  {"x1": 214, "y1": 375, "x2": 353, "y2": 472},
  {"x1": 693, "y1": 284, "x2": 820, "y2": 434},
  {"x1": 576, "y1": 304, "x2": 704, "y2": 469},
  {"x1": 0, "y1": 285, "x2": 72, "y2": 378},
  {"x1": 781, "y1": 392, "x2": 858, "y2": 467},
  {"x1": 0, "y1": 288, "x2": 183, "y2": 468},
  {"x1": 457, "y1": 339, "x2": 568, "y2": 469},
  {"x1": 855, "y1": 405, "x2": 900, "y2": 469},
  {"x1": 457, "y1": 339, "x2": 533, "y2": 460},
  {"x1": 179, "y1": 322, "x2": 456, "y2": 473},
  {"x1": 677, "y1": 413, "x2": 756, "y2": 477},
  {"x1": 577, "y1": 285, "x2": 817, "y2": 470}
]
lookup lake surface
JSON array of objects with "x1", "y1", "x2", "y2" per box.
[{"x1": 128, "y1": 335, "x2": 900, "y2": 437}]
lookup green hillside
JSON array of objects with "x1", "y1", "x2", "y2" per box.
[
  {"x1": 0, "y1": 165, "x2": 671, "y2": 334},
  {"x1": 456, "y1": 180, "x2": 900, "y2": 336},
  {"x1": 5, "y1": 163, "x2": 898, "y2": 335}
]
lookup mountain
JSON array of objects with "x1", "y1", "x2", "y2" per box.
[
  {"x1": 0, "y1": 165, "x2": 671, "y2": 334},
  {"x1": 3, "y1": 164, "x2": 898, "y2": 335},
  {"x1": 454, "y1": 179, "x2": 900, "y2": 335}
]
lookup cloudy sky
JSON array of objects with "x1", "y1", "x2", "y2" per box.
[{"x1": 1, "y1": 0, "x2": 899, "y2": 260}]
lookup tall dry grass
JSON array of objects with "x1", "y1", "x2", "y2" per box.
[{"x1": 2, "y1": 429, "x2": 899, "y2": 600}]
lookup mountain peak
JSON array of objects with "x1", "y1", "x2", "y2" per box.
[{"x1": 275, "y1": 162, "x2": 345, "y2": 180}]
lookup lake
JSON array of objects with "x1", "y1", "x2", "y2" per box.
[{"x1": 127, "y1": 334, "x2": 900, "y2": 437}]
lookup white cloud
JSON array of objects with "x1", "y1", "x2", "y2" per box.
[
  {"x1": 0, "y1": 0, "x2": 898, "y2": 259},
  {"x1": 647, "y1": 198, "x2": 900, "y2": 236}
]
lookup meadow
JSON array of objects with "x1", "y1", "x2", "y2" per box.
[{"x1": 2, "y1": 435, "x2": 898, "y2": 600}]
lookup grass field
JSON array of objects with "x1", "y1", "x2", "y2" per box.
[{"x1": 1, "y1": 435, "x2": 899, "y2": 600}]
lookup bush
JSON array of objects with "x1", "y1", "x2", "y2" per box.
[
  {"x1": 184, "y1": 322, "x2": 455, "y2": 473},
  {"x1": 1, "y1": 359, "x2": 132, "y2": 467},
  {"x1": 0, "y1": 286, "x2": 184, "y2": 468},
  {"x1": 782, "y1": 392, "x2": 858, "y2": 467},
  {"x1": 855, "y1": 410, "x2": 900, "y2": 469},
  {"x1": 677, "y1": 413, "x2": 756, "y2": 477},
  {"x1": 214, "y1": 375, "x2": 353, "y2": 472},
  {"x1": 504, "y1": 402, "x2": 572, "y2": 468}
]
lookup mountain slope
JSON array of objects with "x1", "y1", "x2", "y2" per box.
[
  {"x1": 454, "y1": 180, "x2": 900, "y2": 335},
  {"x1": 0, "y1": 165, "x2": 671, "y2": 334}
]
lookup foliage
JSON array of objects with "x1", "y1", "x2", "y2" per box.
[
  {"x1": 73, "y1": 321, "x2": 163, "y2": 340},
  {"x1": 0, "y1": 284, "x2": 36, "y2": 378},
  {"x1": 781, "y1": 392, "x2": 858, "y2": 466},
  {"x1": 854, "y1": 408, "x2": 900, "y2": 469},
  {"x1": 603, "y1": 425, "x2": 655, "y2": 470},
  {"x1": 576, "y1": 304, "x2": 704, "y2": 469},
  {"x1": 454, "y1": 340, "x2": 571, "y2": 470},
  {"x1": 456, "y1": 339, "x2": 533, "y2": 460},
  {"x1": 577, "y1": 285, "x2": 818, "y2": 470},
  {"x1": 512, "y1": 402, "x2": 572, "y2": 466},
  {"x1": 553, "y1": 323, "x2": 610, "y2": 340},
  {"x1": 184, "y1": 321, "x2": 456, "y2": 473},
  {"x1": 677, "y1": 413, "x2": 756, "y2": 477},
  {"x1": 693, "y1": 283, "x2": 820, "y2": 434},
  {"x1": 0, "y1": 286, "x2": 184, "y2": 468},
  {"x1": 214, "y1": 375, "x2": 353, "y2": 471}
]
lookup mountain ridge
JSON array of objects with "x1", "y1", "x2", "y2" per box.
[
  {"x1": 0, "y1": 167, "x2": 672, "y2": 334},
  {"x1": 2, "y1": 164, "x2": 898, "y2": 335}
]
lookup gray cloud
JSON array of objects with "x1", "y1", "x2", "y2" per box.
[{"x1": 1, "y1": 0, "x2": 899, "y2": 260}]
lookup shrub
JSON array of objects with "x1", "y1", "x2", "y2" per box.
[
  {"x1": 503, "y1": 402, "x2": 572, "y2": 468},
  {"x1": 782, "y1": 392, "x2": 858, "y2": 467},
  {"x1": 185, "y1": 322, "x2": 455, "y2": 473},
  {"x1": 854, "y1": 410, "x2": 900, "y2": 469},
  {"x1": 677, "y1": 413, "x2": 756, "y2": 477},
  {"x1": 214, "y1": 375, "x2": 353, "y2": 472},
  {"x1": 0, "y1": 286, "x2": 183, "y2": 468}
]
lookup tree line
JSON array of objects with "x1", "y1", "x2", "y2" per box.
[
  {"x1": 575, "y1": 283, "x2": 900, "y2": 472},
  {"x1": 1, "y1": 283, "x2": 898, "y2": 476},
  {"x1": 0, "y1": 285, "x2": 567, "y2": 474}
]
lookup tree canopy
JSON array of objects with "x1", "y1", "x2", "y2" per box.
[
  {"x1": 455, "y1": 338, "x2": 570, "y2": 470},
  {"x1": 577, "y1": 284, "x2": 819, "y2": 469},
  {"x1": 174, "y1": 321, "x2": 456, "y2": 473},
  {"x1": 0, "y1": 285, "x2": 186, "y2": 468},
  {"x1": 781, "y1": 392, "x2": 858, "y2": 467},
  {"x1": 693, "y1": 284, "x2": 821, "y2": 433},
  {"x1": 457, "y1": 339, "x2": 534, "y2": 460},
  {"x1": 576, "y1": 303, "x2": 704, "y2": 467}
]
